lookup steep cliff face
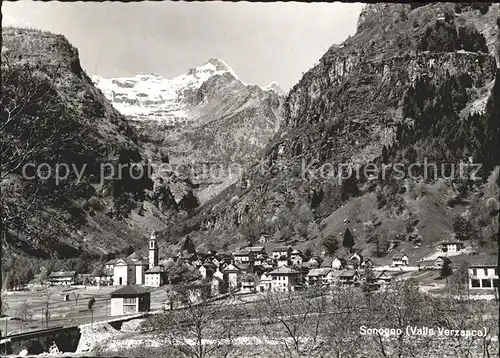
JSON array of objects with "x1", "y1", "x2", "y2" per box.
[
  {"x1": 169, "y1": 3, "x2": 499, "y2": 256},
  {"x1": 279, "y1": 51, "x2": 496, "y2": 168}
]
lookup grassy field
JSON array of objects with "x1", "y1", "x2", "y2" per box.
[{"x1": 1, "y1": 285, "x2": 171, "y2": 335}]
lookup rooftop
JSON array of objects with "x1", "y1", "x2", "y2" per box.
[
  {"x1": 302, "y1": 261, "x2": 319, "y2": 269},
  {"x1": 339, "y1": 270, "x2": 357, "y2": 277},
  {"x1": 202, "y1": 262, "x2": 217, "y2": 269},
  {"x1": 248, "y1": 246, "x2": 265, "y2": 252},
  {"x1": 49, "y1": 270, "x2": 76, "y2": 278},
  {"x1": 116, "y1": 257, "x2": 147, "y2": 266},
  {"x1": 145, "y1": 266, "x2": 164, "y2": 274},
  {"x1": 308, "y1": 268, "x2": 332, "y2": 276},
  {"x1": 111, "y1": 285, "x2": 150, "y2": 296},
  {"x1": 222, "y1": 264, "x2": 241, "y2": 272},
  {"x1": 469, "y1": 264, "x2": 498, "y2": 268},
  {"x1": 269, "y1": 267, "x2": 299, "y2": 275},
  {"x1": 466, "y1": 254, "x2": 498, "y2": 267}
]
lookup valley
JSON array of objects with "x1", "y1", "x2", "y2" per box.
[
  {"x1": 1, "y1": 2, "x2": 499, "y2": 357},
  {"x1": 93, "y1": 58, "x2": 283, "y2": 203}
]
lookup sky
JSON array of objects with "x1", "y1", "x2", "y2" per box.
[{"x1": 2, "y1": 1, "x2": 362, "y2": 90}]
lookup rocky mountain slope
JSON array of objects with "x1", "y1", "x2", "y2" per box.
[
  {"x1": 0, "y1": 27, "x2": 191, "y2": 259},
  {"x1": 0, "y1": 29, "x2": 282, "y2": 262},
  {"x1": 93, "y1": 58, "x2": 283, "y2": 203},
  {"x1": 163, "y1": 3, "x2": 499, "y2": 260},
  {"x1": 2, "y1": 3, "x2": 498, "y2": 266}
]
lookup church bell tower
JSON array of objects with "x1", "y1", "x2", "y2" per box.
[{"x1": 149, "y1": 231, "x2": 159, "y2": 269}]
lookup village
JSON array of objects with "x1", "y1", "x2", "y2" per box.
[
  {"x1": 2, "y1": 230, "x2": 495, "y2": 328},
  {"x1": 1, "y1": 229, "x2": 498, "y2": 358}
]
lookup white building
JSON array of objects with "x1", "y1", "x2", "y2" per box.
[
  {"x1": 392, "y1": 254, "x2": 409, "y2": 267},
  {"x1": 307, "y1": 268, "x2": 331, "y2": 286},
  {"x1": 290, "y1": 249, "x2": 304, "y2": 266},
  {"x1": 222, "y1": 264, "x2": 241, "y2": 290},
  {"x1": 48, "y1": 271, "x2": 77, "y2": 286},
  {"x1": 213, "y1": 267, "x2": 225, "y2": 281},
  {"x1": 111, "y1": 232, "x2": 166, "y2": 287},
  {"x1": 145, "y1": 266, "x2": 164, "y2": 287},
  {"x1": 272, "y1": 246, "x2": 292, "y2": 260},
  {"x1": 113, "y1": 255, "x2": 147, "y2": 286},
  {"x1": 331, "y1": 257, "x2": 347, "y2": 270},
  {"x1": 469, "y1": 265, "x2": 499, "y2": 289},
  {"x1": 110, "y1": 285, "x2": 151, "y2": 316},
  {"x1": 232, "y1": 249, "x2": 252, "y2": 264},
  {"x1": 257, "y1": 272, "x2": 272, "y2": 293},
  {"x1": 105, "y1": 259, "x2": 117, "y2": 270},
  {"x1": 268, "y1": 267, "x2": 300, "y2": 292},
  {"x1": 437, "y1": 241, "x2": 464, "y2": 254},
  {"x1": 241, "y1": 274, "x2": 257, "y2": 293}
]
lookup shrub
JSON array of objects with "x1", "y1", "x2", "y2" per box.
[
  {"x1": 452, "y1": 214, "x2": 479, "y2": 241},
  {"x1": 178, "y1": 190, "x2": 200, "y2": 214},
  {"x1": 472, "y1": 2, "x2": 491, "y2": 15},
  {"x1": 457, "y1": 24, "x2": 488, "y2": 52},
  {"x1": 419, "y1": 20, "x2": 458, "y2": 52}
]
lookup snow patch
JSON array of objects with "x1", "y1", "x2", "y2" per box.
[{"x1": 262, "y1": 81, "x2": 282, "y2": 94}]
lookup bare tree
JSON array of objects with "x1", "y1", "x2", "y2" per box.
[
  {"x1": 93, "y1": 342, "x2": 178, "y2": 357},
  {"x1": 256, "y1": 287, "x2": 328, "y2": 358},
  {"x1": 367, "y1": 280, "x2": 435, "y2": 358},
  {"x1": 322, "y1": 286, "x2": 367, "y2": 358},
  {"x1": 143, "y1": 283, "x2": 241, "y2": 358},
  {"x1": 17, "y1": 300, "x2": 33, "y2": 330},
  {"x1": 43, "y1": 292, "x2": 52, "y2": 328},
  {"x1": 36, "y1": 267, "x2": 48, "y2": 286},
  {"x1": 72, "y1": 292, "x2": 80, "y2": 306},
  {"x1": 430, "y1": 288, "x2": 499, "y2": 358},
  {"x1": 471, "y1": 299, "x2": 499, "y2": 358},
  {"x1": 0, "y1": 293, "x2": 8, "y2": 316}
]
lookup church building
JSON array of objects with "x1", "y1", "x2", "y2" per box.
[
  {"x1": 145, "y1": 231, "x2": 167, "y2": 287},
  {"x1": 113, "y1": 252, "x2": 148, "y2": 286},
  {"x1": 112, "y1": 231, "x2": 166, "y2": 287}
]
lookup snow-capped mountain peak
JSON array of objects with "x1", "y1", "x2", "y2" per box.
[
  {"x1": 92, "y1": 58, "x2": 279, "y2": 124},
  {"x1": 173, "y1": 57, "x2": 241, "y2": 89},
  {"x1": 206, "y1": 57, "x2": 233, "y2": 72},
  {"x1": 262, "y1": 81, "x2": 283, "y2": 94}
]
